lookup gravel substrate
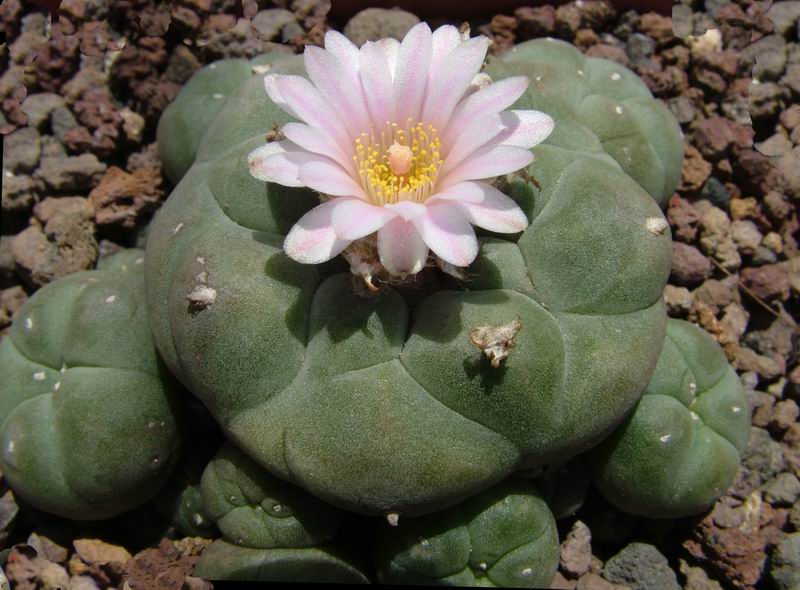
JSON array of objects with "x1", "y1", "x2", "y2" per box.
[{"x1": 1, "y1": 1, "x2": 799, "y2": 589}]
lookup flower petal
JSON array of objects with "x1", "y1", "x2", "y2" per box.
[
  {"x1": 248, "y1": 141, "x2": 314, "y2": 186},
  {"x1": 273, "y1": 75, "x2": 351, "y2": 147},
  {"x1": 442, "y1": 76, "x2": 529, "y2": 147},
  {"x1": 324, "y1": 30, "x2": 360, "y2": 76},
  {"x1": 431, "y1": 181, "x2": 527, "y2": 233},
  {"x1": 298, "y1": 160, "x2": 366, "y2": 198},
  {"x1": 394, "y1": 22, "x2": 433, "y2": 125},
  {"x1": 378, "y1": 217, "x2": 429, "y2": 275},
  {"x1": 412, "y1": 203, "x2": 479, "y2": 266},
  {"x1": 429, "y1": 25, "x2": 462, "y2": 80},
  {"x1": 281, "y1": 122, "x2": 354, "y2": 172},
  {"x1": 264, "y1": 74, "x2": 299, "y2": 119},
  {"x1": 359, "y1": 40, "x2": 396, "y2": 128},
  {"x1": 385, "y1": 200, "x2": 427, "y2": 221},
  {"x1": 439, "y1": 113, "x2": 504, "y2": 176},
  {"x1": 498, "y1": 110, "x2": 555, "y2": 149},
  {"x1": 330, "y1": 199, "x2": 397, "y2": 240},
  {"x1": 420, "y1": 35, "x2": 490, "y2": 130},
  {"x1": 284, "y1": 198, "x2": 352, "y2": 264},
  {"x1": 439, "y1": 145, "x2": 534, "y2": 189},
  {"x1": 304, "y1": 45, "x2": 371, "y2": 138}
]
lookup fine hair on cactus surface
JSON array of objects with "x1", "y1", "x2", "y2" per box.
[{"x1": 248, "y1": 22, "x2": 554, "y2": 288}]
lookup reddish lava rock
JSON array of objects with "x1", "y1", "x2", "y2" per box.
[
  {"x1": 741, "y1": 264, "x2": 792, "y2": 302},
  {"x1": 88, "y1": 166, "x2": 164, "y2": 230}
]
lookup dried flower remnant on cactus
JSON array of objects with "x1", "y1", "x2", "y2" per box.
[{"x1": 248, "y1": 22, "x2": 554, "y2": 285}]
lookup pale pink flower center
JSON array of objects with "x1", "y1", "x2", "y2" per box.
[{"x1": 353, "y1": 119, "x2": 443, "y2": 206}]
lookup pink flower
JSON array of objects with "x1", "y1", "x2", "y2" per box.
[{"x1": 249, "y1": 23, "x2": 554, "y2": 277}]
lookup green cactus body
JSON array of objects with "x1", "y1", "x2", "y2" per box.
[
  {"x1": 486, "y1": 38, "x2": 684, "y2": 209},
  {"x1": 157, "y1": 53, "x2": 295, "y2": 185},
  {"x1": 193, "y1": 442, "x2": 368, "y2": 582},
  {"x1": 155, "y1": 479, "x2": 217, "y2": 538},
  {"x1": 0, "y1": 251, "x2": 182, "y2": 520},
  {"x1": 375, "y1": 480, "x2": 560, "y2": 587},
  {"x1": 147, "y1": 44, "x2": 677, "y2": 517},
  {"x1": 589, "y1": 319, "x2": 751, "y2": 518}
]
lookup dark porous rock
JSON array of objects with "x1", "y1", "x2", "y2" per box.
[
  {"x1": 34, "y1": 154, "x2": 107, "y2": 193},
  {"x1": 731, "y1": 219, "x2": 763, "y2": 257},
  {"x1": 678, "y1": 560, "x2": 724, "y2": 590},
  {"x1": 752, "y1": 391, "x2": 776, "y2": 428},
  {"x1": 749, "y1": 81, "x2": 786, "y2": 120},
  {"x1": 773, "y1": 149, "x2": 800, "y2": 198},
  {"x1": 88, "y1": 166, "x2": 164, "y2": 231},
  {"x1": 700, "y1": 177, "x2": 731, "y2": 210},
  {"x1": 767, "y1": 1, "x2": 800, "y2": 37},
  {"x1": 733, "y1": 346, "x2": 783, "y2": 381},
  {"x1": 625, "y1": 32, "x2": 656, "y2": 65},
  {"x1": 756, "y1": 133, "x2": 792, "y2": 158},
  {"x1": 0, "y1": 236, "x2": 16, "y2": 288},
  {"x1": 561, "y1": 520, "x2": 593, "y2": 579},
  {"x1": 576, "y1": 572, "x2": 628, "y2": 590},
  {"x1": 667, "y1": 196, "x2": 701, "y2": 242},
  {"x1": 576, "y1": 0, "x2": 616, "y2": 30},
  {"x1": 741, "y1": 263, "x2": 791, "y2": 302},
  {"x1": 250, "y1": 8, "x2": 296, "y2": 42},
  {"x1": 602, "y1": 543, "x2": 679, "y2": 590},
  {"x1": 344, "y1": 8, "x2": 419, "y2": 47},
  {"x1": 575, "y1": 29, "x2": 600, "y2": 51},
  {"x1": 555, "y1": 3, "x2": 582, "y2": 39},
  {"x1": 735, "y1": 149, "x2": 786, "y2": 196},
  {"x1": 680, "y1": 145, "x2": 712, "y2": 192},
  {"x1": 0, "y1": 285, "x2": 28, "y2": 330},
  {"x1": 127, "y1": 143, "x2": 161, "y2": 172},
  {"x1": 664, "y1": 284, "x2": 693, "y2": 317},
  {"x1": 781, "y1": 64, "x2": 800, "y2": 99},
  {"x1": 11, "y1": 197, "x2": 98, "y2": 288},
  {"x1": 639, "y1": 65, "x2": 688, "y2": 98},
  {"x1": 668, "y1": 95, "x2": 697, "y2": 125},
  {"x1": 742, "y1": 315, "x2": 797, "y2": 360},
  {"x1": 751, "y1": 246, "x2": 778, "y2": 266},
  {"x1": 1, "y1": 174, "x2": 42, "y2": 215},
  {"x1": 731, "y1": 427, "x2": 785, "y2": 498},
  {"x1": 585, "y1": 43, "x2": 631, "y2": 66},
  {"x1": 20, "y1": 93, "x2": 66, "y2": 130},
  {"x1": 692, "y1": 67, "x2": 727, "y2": 94},
  {"x1": 744, "y1": 34, "x2": 788, "y2": 80},
  {"x1": 764, "y1": 473, "x2": 800, "y2": 507},
  {"x1": 671, "y1": 242, "x2": 713, "y2": 287},
  {"x1": 515, "y1": 5, "x2": 556, "y2": 38},
  {"x1": 26, "y1": 532, "x2": 69, "y2": 564},
  {"x1": 3, "y1": 126, "x2": 41, "y2": 173},
  {"x1": 684, "y1": 512, "x2": 768, "y2": 589},
  {"x1": 769, "y1": 533, "x2": 800, "y2": 590},
  {"x1": 163, "y1": 44, "x2": 203, "y2": 86},
  {"x1": 51, "y1": 106, "x2": 79, "y2": 143},
  {"x1": 39, "y1": 135, "x2": 67, "y2": 160},
  {"x1": 770, "y1": 400, "x2": 800, "y2": 434},
  {"x1": 763, "y1": 192, "x2": 792, "y2": 224},
  {"x1": 693, "y1": 276, "x2": 741, "y2": 315},
  {"x1": 693, "y1": 117, "x2": 754, "y2": 160},
  {"x1": 637, "y1": 12, "x2": 673, "y2": 46}
]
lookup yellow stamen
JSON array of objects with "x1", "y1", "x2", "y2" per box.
[{"x1": 353, "y1": 120, "x2": 443, "y2": 206}]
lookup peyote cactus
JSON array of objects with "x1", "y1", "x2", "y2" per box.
[
  {"x1": 0, "y1": 250, "x2": 183, "y2": 520},
  {"x1": 148, "y1": 26, "x2": 681, "y2": 520},
  {"x1": 486, "y1": 38, "x2": 684, "y2": 209},
  {"x1": 374, "y1": 480, "x2": 560, "y2": 587},
  {"x1": 193, "y1": 442, "x2": 369, "y2": 583},
  {"x1": 588, "y1": 319, "x2": 751, "y2": 519}
]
